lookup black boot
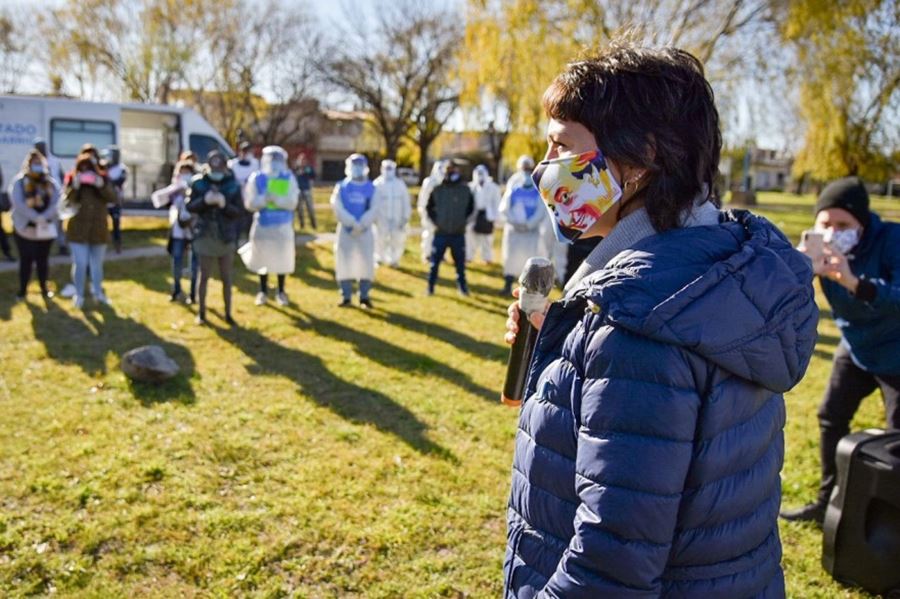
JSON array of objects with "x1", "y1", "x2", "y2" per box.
[{"x1": 779, "y1": 501, "x2": 826, "y2": 525}]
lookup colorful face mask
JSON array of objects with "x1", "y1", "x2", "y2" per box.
[{"x1": 531, "y1": 149, "x2": 622, "y2": 244}]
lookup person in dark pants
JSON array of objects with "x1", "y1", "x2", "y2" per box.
[
  {"x1": 294, "y1": 153, "x2": 317, "y2": 230},
  {"x1": 9, "y1": 150, "x2": 61, "y2": 300},
  {"x1": 187, "y1": 151, "x2": 243, "y2": 326},
  {"x1": 426, "y1": 161, "x2": 474, "y2": 296},
  {"x1": 782, "y1": 176, "x2": 900, "y2": 525},
  {"x1": 33, "y1": 137, "x2": 68, "y2": 256}
]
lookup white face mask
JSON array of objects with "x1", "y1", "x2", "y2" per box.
[
  {"x1": 350, "y1": 164, "x2": 366, "y2": 180},
  {"x1": 832, "y1": 229, "x2": 860, "y2": 255},
  {"x1": 821, "y1": 227, "x2": 860, "y2": 255}
]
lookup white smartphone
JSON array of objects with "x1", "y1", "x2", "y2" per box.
[{"x1": 801, "y1": 230, "x2": 826, "y2": 273}]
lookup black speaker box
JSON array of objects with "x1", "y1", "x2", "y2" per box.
[{"x1": 823, "y1": 429, "x2": 900, "y2": 596}]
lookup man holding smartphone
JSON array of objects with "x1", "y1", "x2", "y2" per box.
[{"x1": 782, "y1": 177, "x2": 900, "y2": 524}]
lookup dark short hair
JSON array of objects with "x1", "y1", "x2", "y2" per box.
[{"x1": 542, "y1": 39, "x2": 722, "y2": 232}]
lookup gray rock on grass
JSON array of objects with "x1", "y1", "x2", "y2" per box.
[{"x1": 121, "y1": 345, "x2": 180, "y2": 383}]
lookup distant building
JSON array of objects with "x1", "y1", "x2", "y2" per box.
[
  {"x1": 316, "y1": 109, "x2": 380, "y2": 182},
  {"x1": 750, "y1": 147, "x2": 793, "y2": 191},
  {"x1": 435, "y1": 130, "x2": 493, "y2": 156}
]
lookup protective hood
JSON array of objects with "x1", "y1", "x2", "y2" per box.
[{"x1": 573, "y1": 210, "x2": 818, "y2": 393}]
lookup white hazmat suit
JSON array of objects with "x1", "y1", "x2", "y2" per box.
[
  {"x1": 373, "y1": 160, "x2": 411, "y2": 266},
  {"x1": 500, "y1": 157, "x2": 544, "y2": 286},
  {"x1": 239, "y1": 146, "x2": 300, "y2": 276},
  {"x1": 417, "y1": 160, "x2": 448, "y2": 262},
  {"x1": 331, "y1": 154, "x2": 379, "y2": 303},
  {"x1": 228, "y1": 153, "x2": 259, "y2": 187},
  {"x1": 466, "y1": 164, "x2": 501, "y2": 263}
]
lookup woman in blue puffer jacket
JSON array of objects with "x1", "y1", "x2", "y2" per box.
[{"x1": 502, "y1": 40, "x2": 818, "y2": 598}]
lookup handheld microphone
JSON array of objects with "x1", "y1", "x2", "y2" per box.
[{"x1": 501, "y1": 257, "x2": 555, "y2": 407}]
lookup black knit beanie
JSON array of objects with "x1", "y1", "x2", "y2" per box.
[{"x1": 815, "y1": 177, "x2": 870, "y2": 226}]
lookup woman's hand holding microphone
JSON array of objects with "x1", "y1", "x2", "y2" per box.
[{"x1": 504, "y1": 287, "x2": 548, "y2": 346}]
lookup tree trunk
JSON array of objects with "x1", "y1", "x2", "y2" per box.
[{"x1": 417, "y1": 136, "x2": 432, "y2": 183}]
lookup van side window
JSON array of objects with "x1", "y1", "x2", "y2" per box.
[
  {"x1": 189, "y1": 134, "x2": 231, "y2": 160},
  {"x1": 51, "y1": 119, "x2": 116, "y2": 157}
]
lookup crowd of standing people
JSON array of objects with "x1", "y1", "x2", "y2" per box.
[{"x1": 2, "y1": 135, "x2": 581, "y2": 320}]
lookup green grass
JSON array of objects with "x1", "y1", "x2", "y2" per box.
[{"x1": 0, "y1": 192, "x2": 896, "y2": 597}]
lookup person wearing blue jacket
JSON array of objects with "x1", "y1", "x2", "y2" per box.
[
  {"x1": 781, "y1": 177, "x2": 900, "y2": 524},
  {"x1": 502, "y1": 41, "x2": 818, "y2": 598}
]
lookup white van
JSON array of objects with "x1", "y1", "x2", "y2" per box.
[{"x1": 0, "y1": 95, "x2": 233, "y2": 202}]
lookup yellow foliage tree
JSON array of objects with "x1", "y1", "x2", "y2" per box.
[
  {"x1": 783, "y1": 0, "x2": 899, "y2": 182},
  {"x1": 460, "y1": 0, "x2": 774, "y2": 176}
]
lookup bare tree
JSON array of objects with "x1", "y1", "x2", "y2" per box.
[
  {"x1": 182, "y1": 0, "x2": 323, "y2": 147},
  {"x1": 40, "y1": 0, "x2": 208, "y2": 103},
  {"x1": 0, "y1": 9, "x2": 33, "y2": 93},
  {"x1": 320, "y1": 1, "x2": 463, "y2": 162},
  {"x1": 409, "y1": 85, "x2": 459, "y2": 182}
]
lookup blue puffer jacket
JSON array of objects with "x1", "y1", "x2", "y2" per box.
[
  {"x1": 819, "y1": 213, "x2": 900, "y2": 375},
  {"x1": 504, "y1": 210, "x2": 818, "y2": 598}
]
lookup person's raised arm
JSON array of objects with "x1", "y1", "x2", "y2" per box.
[
  {"x1": 151, "y1": 181, "x2": 182, "y2": 209},
  {"x1": 824, "y1": 229, "x2": 900, "y2": 314}
]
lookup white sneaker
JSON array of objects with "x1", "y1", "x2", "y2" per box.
[
  {"x1": 95, "y1": 293, "x2": 112, "y2": 306},
  {"x1": 276, "y1": 291, "x2": 289, "y2": 306},
  {"x1": 60, "y1": 283, "x2": 77, "y2": 298},
  {"x1": 73, "y1": 295, "x2": 84, "y2": 309},
  {"x1": 255, "y1": 292, "x2": 268, "y2": 306}
]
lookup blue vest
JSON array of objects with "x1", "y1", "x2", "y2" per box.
[
  {"x1": 339, "y1": 179, "x2": 375, "y2": 221},
  {"x1": 254, "y1": 172, "x2": 294, "y2": 227},
  {"x1": 510, "y1": 184, "x2": 541, "y2": 220}
]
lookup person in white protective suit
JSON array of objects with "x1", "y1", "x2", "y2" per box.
[
  {"x1": 466, "y1": 164, "x2": 501, "y2": 264},
  {"x1": 239, "y1": 146, "x2": 299, "y2": 307},
  {"x1": 417, "y1": 159, "x2": 448, "y2": 262},
  {"x1": 499, "y1": 155, "x2": 544, "y2": 295},
  {"x1": 373, "y1": 159, "x2": 411, "y2": 267},
  {"x1": 331, "y1": 153, "x2": 380, "y2": 308}
]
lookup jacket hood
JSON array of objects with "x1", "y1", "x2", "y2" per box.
[{"x1": 575, "y1": 210, "x2": 818, "y2": 393}]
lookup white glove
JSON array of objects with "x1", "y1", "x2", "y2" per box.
[
  {"x1": 204, "y1": 190, "x2": 221, "y2": 206},
  {"x1": 217, "y1": 194, "x2": 227, "y2": 209}
]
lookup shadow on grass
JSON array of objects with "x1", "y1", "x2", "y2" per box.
[
  {"x1": 813, "y1": 348, "x2": 835, "y2": 362},
  {"x1": 208, "y1": 319, "x2": 455, "y2": 460},
  {"x1": 297, "y1": 310, "x2": 498, "y2": 402},
  {"x1": 361, "y1": 309, "x2": 506, "y2": 364},
  {"x1": 127, "y1": 375, "x2": 196, "y2": 406},
  {"x1": 26, "y1": 300, "x2": 196, "y2": 404},
  {"x1": 816, "y1": 332, "x2": 841, "y2": 347}
]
